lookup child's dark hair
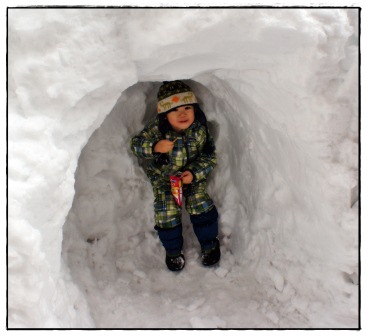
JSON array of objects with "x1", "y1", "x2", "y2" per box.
[{"x1": 158, "y1": 104, "x2": 215, "y2": 155}]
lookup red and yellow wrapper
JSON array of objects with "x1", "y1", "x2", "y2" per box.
[{"x1": 170, "y1": 175, "x2": 183, "y2": 207}]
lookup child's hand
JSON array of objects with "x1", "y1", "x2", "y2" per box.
[
  {"x1": 154, "y1": 139, "x2": 176, "y2": 153},
  {"x1": 181, "y1": 171, "x2": 194, "y2": 184}
]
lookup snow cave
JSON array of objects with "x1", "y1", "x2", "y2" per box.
[{"x1": 8, "y1": 8, "x2": 359, "y2": 328}]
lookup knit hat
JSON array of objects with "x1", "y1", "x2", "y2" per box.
[{"x1": 157, "y1": 80, "x2": 198, "y2": 114}]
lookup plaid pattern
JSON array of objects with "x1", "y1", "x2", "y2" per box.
[
  {"x1": 130, "y1": 122, "x2": 161, "y2": 159},
  {"x1": 131, "y1": 118, "x2": 216, "y2": 186},
  {"x1": 183, "y1": 181, "x2": 214, "y2": 215},
  {"x1": 131, "y1": 117, "x2": 217, "y2": 228},
  {"x1": 153, "y1": 182, "x2": 214, "y2": 229}
]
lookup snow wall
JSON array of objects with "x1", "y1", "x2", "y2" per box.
[{"x1": 8, "y1": 8, "x2": 359, "y2": 328}]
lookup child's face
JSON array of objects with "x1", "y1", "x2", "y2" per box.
[{"x1": 167, "y1": 105, "x2": 195, "y2": 132}]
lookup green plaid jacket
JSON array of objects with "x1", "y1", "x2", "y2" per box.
[{"x1": 130, "y1": 118, "x2": 217, "y2": 228}]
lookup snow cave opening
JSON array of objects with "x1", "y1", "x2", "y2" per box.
[
  {"x1": 62, "y1": 68, "x2": 316, "y2": 282},
  {"x1": 62, "y1": 75, "x2": 266, "y2": 276}
]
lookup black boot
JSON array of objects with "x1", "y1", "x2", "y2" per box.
[
  {"x1": 201, "y1": 238, "x2": 220, "y2": 266},
  {"x1": 166, "y1": 253, "x2": 185, "y2": 271}
]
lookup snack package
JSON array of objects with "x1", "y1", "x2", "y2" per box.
[{"x1": 170, "y1": 175, "x2": 183, "y2": 207}]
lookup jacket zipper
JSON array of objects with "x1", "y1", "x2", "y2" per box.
[{"x1": 182, "y1": 134, "x2": 190, "y2": 165}]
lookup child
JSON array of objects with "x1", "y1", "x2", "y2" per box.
[{"x1": 130, "y1": 80, "x2": 220, "y2": 271}]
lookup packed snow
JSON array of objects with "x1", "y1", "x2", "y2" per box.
[{"x1": 7, "y1": 7, "x2": 361, "y2": 329}]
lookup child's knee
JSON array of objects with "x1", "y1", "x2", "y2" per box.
[
  {"x1": 190, "y1": 206, "x2": 218, "y2": 225},
  {"x1": 190, "y1": 206, "x2": 219, "y2": 250}
]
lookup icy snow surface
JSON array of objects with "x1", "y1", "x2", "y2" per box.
[{"x1": 8, "y1": 8, "x2": 360, "y2": 328}]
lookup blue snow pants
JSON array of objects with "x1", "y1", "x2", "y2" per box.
[{"x1": 155, "y1": 206, "x2": 219, "y2": 256}]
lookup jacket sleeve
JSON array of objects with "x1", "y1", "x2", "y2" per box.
[
  {"x1": 186, "y1": 129, "x2": 217, "y2": 182},
  {"x1": 130, "y1": 121, "x2": 161, "y2": 159}
]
